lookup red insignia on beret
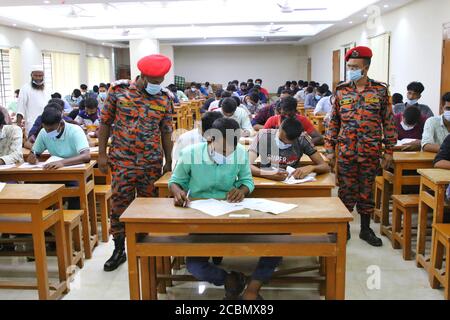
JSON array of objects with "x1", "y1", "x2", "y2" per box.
[
  {"x1": 137, "y1": 54, "x2": 172, "y2": 77},
  {"x1": 345, "y1": 46, "x2": 373, "y2": 62}
]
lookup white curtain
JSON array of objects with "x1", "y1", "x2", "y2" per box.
[
  {"x1": 49, "y1": 51, "x2": 80, "y2": 96},
  {"x1": 368, "y1": 33, "x2": 390, "y2": 84},
  {"x1": 9, "y1": 47, "x2": 21, "y2": 92},
  {"x1": 87, "y1": 57, "x2": 111, "y2": 87}
]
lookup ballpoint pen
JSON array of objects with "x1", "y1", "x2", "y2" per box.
[{"x1": 183, "y1": 189, "x2": 191, "y2": 207}]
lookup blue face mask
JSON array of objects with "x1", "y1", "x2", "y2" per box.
[
  {"x1": 315, "y1": 95, "x2": 322, "y2": 100},
  {"x1": 46, "y1": 123, "x2": 61, "y2": 140},
  {"x1": 145, "y1": 83, "x2": 161, "y2": 95},
  {"x1": 98, "y1": 92, "x2": 107, "y2": 100},
  {"x1": 347, "y1": 69, "x2": 363, "y2": 82}
]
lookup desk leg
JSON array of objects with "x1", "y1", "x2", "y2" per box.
[
  {"x1": 429, "y1": 186, "x2": 445, "y2": 286},
  {"x1": 79, "y1": 191, "x2": 92, "y2": 259},
  {"x1": 325, "y1": 257, "x2": 336, "y2": 300},
  {"x1": 149, "y1": 257, "x2": 158, "y2": 300},
  {"x1": 140, "y1": 257, "x2": 151, "y2": 300},
  {"x1": 32, "y1": 208, "x2": 49, "y2": 300},
  {"x1": 335, "y1": 223, "x2": 347, "y2": 300},
  {"x1": 126, "y1": 227, "x2": 140, "y2": 300},
  {"x1": 164, "y1": 257, "x2": 173, "y2": 287},
  {"x1": 88, "y1": 189, "x2": 98, "y2": 247},
  {"x1": 416, "y1": 193, "x2": 428, "y2": 268},
  {"x1": 156, "y1": 257, "x2": 167, "y2": 294},
  {"x1": 381, "y1": 178, "x2": 392, "y2": 235},
  {"x1": 54, "y1": 205, "x2": 69, "y2": 293}
]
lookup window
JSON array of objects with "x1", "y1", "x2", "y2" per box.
[
  {"x1": 0, "y1": 49, "x2": 12, "y2": 107},
  {"x1": 42, "y1": 51, "x2": 80, "y2": 96},
  {"x1": 368, "y1": 33, "x2": 390, "y2": 84},
  {"x1": 42, "y1": 52, "x2": 53, "y2": 93},
  {"x1": 87, "y1": 56, "x2": 111, "y2": 87}
]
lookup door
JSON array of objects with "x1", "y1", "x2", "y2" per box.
[
  {"x1": 332, "y1": 49, "x2": 341, "y2": 91},
  {"x1": 441, "y1": 23, "x2": 450, "y2": 113}
]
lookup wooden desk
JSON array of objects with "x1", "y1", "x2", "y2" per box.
[
  {"x1": 0, "y1": 184, "x2": 68, "y2": 299},
  {"x1": 416, "y1": 169, "x2": 450, "y2": 280},
  {"x1": 312, "y1": 115, "x2": 326, "y2": 134},
  {"x1": 0, "y1": 161, "x2": 98, "y2": 259},
  {"x1": 380, "y1": 152, "x2": 436, "y2": 239},
  {"x1": 155, "y1": 172, "x2": 335, "y2": 198},
  {"x1": 120, "y1": 197, "x2": 352, "y2": 300}
]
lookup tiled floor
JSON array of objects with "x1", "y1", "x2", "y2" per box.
[{"x1": 0, "y1": 211, "x2": 445, "y2": 300}]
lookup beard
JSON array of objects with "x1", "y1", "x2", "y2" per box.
[{"x1": 31, "y1": 80, "x2": 45, "y2": 90}]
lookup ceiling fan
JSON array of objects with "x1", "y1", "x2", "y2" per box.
[
  {"x1": 66, "y1": 6, "x2": 95, "y2": 18},
  {"x1": 252, "y1": 25, "x2": 288, "y2": 35},
  {"x1": 121, "y1": 29, "x2": 142, "y2": 37},
  {"x1": 277, "y1": 1, "x2": 327, "y2": 13}
]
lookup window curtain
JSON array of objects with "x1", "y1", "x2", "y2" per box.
[
  {"x1": 87, "y1": 57, "x2": 111, "y2": 87},
  {"x1": 9, "y1": 47, "x2": 21, "y2": 92},
  {"x1": 368, "y1": 33, "x2": 390, "y2": 84},
  {"x1": 49, "y1": 51, "x2": 80, "y2": 96}
]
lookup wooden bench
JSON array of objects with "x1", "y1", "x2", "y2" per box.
[
  {"x1": 94, "y1": 185, "x2": 112, "y2": 242},
  {"x1": 391, "y1": 194, "x2": 419, "y2": 260},
  {"x1": 373, "y1": 176, "x2": 384, "y2": 223},
  {"x1": 430, "y1": 224, "x2": 450, "y2": 300},
  {"x1": 63, "y1": 210, "x2": 84, "y2": 269}
]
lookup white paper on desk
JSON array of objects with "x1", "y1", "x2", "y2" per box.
[
  {"x1": 0, "y1": 182, "x2": 6, "y2": 192},
  {"x1": 18, "y1": 162, "x2": 46, "y2": 169},
  {"x1": 0, "y1": 164, "x2": 17, "y2": 170},
  {"x1": 63, "y1": 164, "x2": 86, "y2": 169},
  {"x1": 282, "y1": 166, "x2": 317, "y2": 185},
  {"x1": 89, "y1": 146, "x2": 99, "y2": 152},
  {"x1": 395, "y1": 138, "x2": 416, "y2": 146},
  {"x1": 45, "y1": 156, "x2": 64, "y2": 164},
  {"x1": 240, "y1": 198, "x2": 298, "y2": 215},
  {"x1": 188, "y1": 199, "x2": 245, "y2": 217}
]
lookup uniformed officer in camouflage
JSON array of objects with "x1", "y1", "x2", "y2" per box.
[
  {"x1": 98, "y1": 54, "x2": 174, "y2": 271},
  {"x1": 325, "y1": 46, "x2": 397, "y2": 247}
]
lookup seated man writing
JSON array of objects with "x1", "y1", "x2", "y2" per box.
[
  {"x1": 393, "y1": 105, "x2": 426, "y2": 151},
  {"x1": 249, "y1": 118, "x2": 329, "y2": 181},
  {"x1": 422, "y1": 92, "x2": 450, "y2": 153},
  {"x1": 28, "y1": 104, "x2": 91, "y2": 169},
  {"x1": 216, "y1": 97, "x2": 253, "y2": 137},
  {"x1": 0, "y1": 110, "x2": 23, "y2": 165},
  {"x1": 168, "y1": 117, "x2": 281, "y2": 300}
]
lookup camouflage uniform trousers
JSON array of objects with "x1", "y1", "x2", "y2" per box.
[
  {"x1": 337, "y1": 156, "x2": 380, "y2": 216},
  {"x1": 110, "y1": 164, "x2": 161, "y2": 238}
]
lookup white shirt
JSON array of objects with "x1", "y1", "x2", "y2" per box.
[
  {"x1": 314, "y1": 96, "x2": 333, "y2": 116},
  {"x1": 421, "y1": 115, "x2": 450, "y2": 149},
  {"x1": 17, "y1": 83, "x2": 51, "y2": 134},
  {"x1": 208, "y1": 100, "x2": 221, "y2": 111},
  {"x1": 217, "y1": 106, "x2": 253, "y2": 132},
  {"x1": 294, "y1": 89, "x2": 306, "y2": 102},
  {"x1": 172, "y1": 128, "x2": 205, "y2": 170},
  {"x1": 0, "y1": 125, "x2": 23, "y2": 165}
]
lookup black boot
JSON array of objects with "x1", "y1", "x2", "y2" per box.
[
  {"x1": 104, "y1": 234, "x2": 127, "y2": 272},
  {"x1": 359, "y1": 214, "x2": 382, "y2": 247}
]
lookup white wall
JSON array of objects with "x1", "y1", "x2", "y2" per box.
[
  {"x1": 160, "y1": 44, "x2": 175, "y2": 87},
  {"x1": 307, "y1": 0, "x2": 450, "y2": 115},
  {"x1": 0, "y1": 25, "x2": 113, "y2": 94},
  {"x1": 129, "y1": 38, "x2": 159, "y2": 80},
  {"x1": 174, "y1": 45, "x2": 308, "y2": 93}
]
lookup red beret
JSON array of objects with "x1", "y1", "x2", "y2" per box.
[
  {"x1": 345, "y1": 46, "x2": 373, "y2": 62},
  {"x1": 137, "y1": 54, "x2": 172, "y2": 77}
]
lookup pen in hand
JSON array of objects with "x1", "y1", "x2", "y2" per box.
[{"x1": 183, "y1": 189, "x2": 191, "y2": 207}]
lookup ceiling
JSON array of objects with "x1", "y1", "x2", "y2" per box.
[{"x1": 0, "y1": 0, "x2": 415, "y2": 47}]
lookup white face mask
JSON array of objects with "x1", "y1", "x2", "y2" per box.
[
  {"x1": 400, "y1": 121, "x2": 415, "y2": 131},
  {"x1": 209, "y1": 145, "x2": 234, "y2": 164},
  {"x1": 443, "y1": 111, "x2": 450, "y2": 122},
  {"x1": 406, "y1": 98, "x2": 418, "y2": 106},
  {"x1": 275, "y1": 133, "x2": 292, "y2": 150}
]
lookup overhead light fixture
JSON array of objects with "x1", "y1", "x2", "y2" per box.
[
  {"x1": 349, "y1": 21, "x2": 353, "y2": 24},
  {"x1": 43, "y1": 0, "x2": 50, "y2": 4},
  {"x1": 383, "y1": 4, "x2": 389, "y2": 8},
  {"x1": 363, "y1": 14, "x2": 368, "y2": 17},
  {"x1": 12, "y1": 23, "x2": 17, "y2": 27},
  {"x1": 38, "y1": 28, "x2": 42, "y2": 31}
]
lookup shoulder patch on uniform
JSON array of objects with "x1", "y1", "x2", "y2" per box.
[
  {"x1": 371, "y1": 80, "x2": 389, "y2": 88},
  {"x1": 365, "y1": 97, "x2": 380, "y2": 104},
  {"x1": 336, "y1": 81, "x2": 351, "y2": 90},
  {"x1": 150, "y1": 104, "x2": 167, "y2": 112},
  {"x1": 340, "y1": 98, "x2": 354, "y2": 105}
]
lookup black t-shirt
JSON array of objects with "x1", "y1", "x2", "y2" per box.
[{"x1": 434, "y1": 134, "x2": 450, "y2": 164}]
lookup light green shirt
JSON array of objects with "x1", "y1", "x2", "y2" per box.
[
  {"x1": 33, "y1": 122, "x2": 89, "y2": 158},
  {"x1": 421, "y1": 115, "x2": 450, "y2": 149},
  {"x1": 168, "y1": 142, "x2": 255, "y2": 199}
]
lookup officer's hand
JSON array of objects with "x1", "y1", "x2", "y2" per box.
[
  {"x1": 326, "y1": 153, "x2": 336, "y2": 172},
  {"x1": 382, "y1": 153, "x2": 393, "y2": 170},
  {"x1": 98, "y1": 154, "x2": 109, "y2": 174},
  {"x1": 163, "y1": 162, "x2": 172, "y2": 174}
]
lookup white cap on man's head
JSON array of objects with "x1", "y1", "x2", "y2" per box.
[{"x1": 30, "y1": 64, "x2": 44, "y2": 73}]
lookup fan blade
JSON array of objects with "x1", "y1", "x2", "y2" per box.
[{"x1": 272, "y1": 26, "x2": 283, "y2": 32}]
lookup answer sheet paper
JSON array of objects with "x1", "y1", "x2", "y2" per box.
[
  {"x1": 189, "y1": 198, "x2": 297, "y2": 216},
  {"x1": 282, "y1": 166, "x2": 317, "y2": 185},
  {"x1": 0, "y1": 182, "x2": 5, "y2": 193},
  {"x1": 0, "y1": 164, "x2": 17, "y2": 170}
]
